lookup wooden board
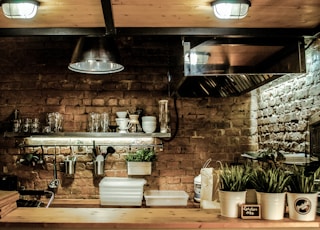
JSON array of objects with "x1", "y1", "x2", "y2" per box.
[
  {"x1": 0, "y1": 0, "x2": 318, "y2": 29},
  {"x1": 0, "y1": 202, "x2": 17, "y2": 219},
  {"x1": 0, "y1": 208, "x2": 319, "y2": 229},
  {"x1": 0, "y1": 191, "x2": 19, "y2": 219},
  {"x1": 0, "y1": 191, "x2": 19, "y2": 207},
  {"x1": 0, "y1": 191, "x2": 19, "y2": 202}
]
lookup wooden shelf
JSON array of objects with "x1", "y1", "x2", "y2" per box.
[
  {"x1": 4, "y1": 132, "x2": 171, "y2": 150},
  {"x1": 4, "y1": 132, "x2": 171, "y2": 139}
]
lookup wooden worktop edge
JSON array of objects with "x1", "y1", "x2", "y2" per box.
[{"x1": 0, "y1": 208, "x2": 319, "y2": 229}]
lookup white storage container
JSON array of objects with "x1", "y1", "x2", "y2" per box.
[
  {"x1": 144, "y1": 190, "x2": 189, "y2": 206},
  {"x1": 99, "y1": 177, "x2": 146, "y2": 206}
]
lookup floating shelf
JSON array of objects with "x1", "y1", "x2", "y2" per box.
[
  {"x1": 4, "y1": 132, "x2": 171, "y2": 151},
  {"x1": 4, "y1": 132, "x2": 171, "y2": 139}
]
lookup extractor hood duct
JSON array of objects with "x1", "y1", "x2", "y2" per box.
[{"x1": 174, "y1": 36, "x2": 306, "y2": 97}]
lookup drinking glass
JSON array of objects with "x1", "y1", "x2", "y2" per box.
[
  {"x1": 100, "y1": 112, "x2": 109, "y2": 132},
  {"x1": 88, "y1": 112, "x2": 100, "y2": 132}
]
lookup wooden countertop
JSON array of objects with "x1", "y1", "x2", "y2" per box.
[{"x1": 0, "y1": 207, "x2": 319, "y2": 230}]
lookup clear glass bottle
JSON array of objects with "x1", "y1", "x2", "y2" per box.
[
  {"x1": 158, "y1": 99, "x2": 170, "y2": 133},
  {"x1": 12, "y1": 109, "x2": 21, "y2": 133},
  {"x1": 31, "y1": 118, "x2": 40, "y2": 133},
  {"x1": 100, "y1": 112, "x2": 109, "y2": 132}
]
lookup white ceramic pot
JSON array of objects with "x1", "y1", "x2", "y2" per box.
[
  {"x1": 256, "y1": 192, "x2": 286, "y2": 220},
  {"x1": 287, "y1": 192, "x2": 318, "y2": 221},
  {"x1": 219, "y1": 190, "x2": 247, "y2": 218}
]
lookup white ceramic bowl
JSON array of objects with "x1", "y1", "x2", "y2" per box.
[
  {"x1": 142, "y1": 124, "x2": 156, "y2": 133},
  {"x1": 142, "y1": 121, "x2": 156, "y2": 125},
  {"x1": 142, "y1": 116, "x2": 156, "y2": 122},
  {"x1": 116, "y1": 111, "x2": 128, "y2": 118},
  {"x1": 142, "y1": 120, "x2": 156, "y2": 133}
]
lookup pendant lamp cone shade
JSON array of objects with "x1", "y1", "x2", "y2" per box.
[{"x1": 68, "y1": 35, "x2": 124, "y2": 74}]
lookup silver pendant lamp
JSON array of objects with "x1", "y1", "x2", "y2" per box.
[
  {"x1": 68, "y1": 0, "x2": 124, "y2": 74},
  {"x1": 68, "y1": 35, "x2": 124, "y2": 74}
]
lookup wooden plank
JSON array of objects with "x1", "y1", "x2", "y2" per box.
[
  {"x1": 0, "y1": 191, "x2": 19, "y2": 202},
  {"x1": 0, "y1": 191, "x2": 19, "y2": 208},
  {"x1": 112, "y1": 4, "x2": 319, "y2": 28},
  {"x1": 0, "y1": 201, "x2": 17, "y2": 214},
  {"x1": 0, "y1": 208, "x2": 319, "y2": 229},
  {"x1": 0, "y1": 0, "x2": 319, "y2": 29},
  {"x1": 0, "y1": 202, "x2": 17, "y2": 219},
  {"x1": 0, "y1": 196, "x2": 18, "y2": 208}
]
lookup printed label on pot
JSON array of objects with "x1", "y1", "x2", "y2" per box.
[{"x1": 294, "y1": 197, "x2": 312, "y2": 215}]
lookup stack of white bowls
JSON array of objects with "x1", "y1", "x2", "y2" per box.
[{"x1": 141, "y1": 116, "x2": 157, "y2": 133}]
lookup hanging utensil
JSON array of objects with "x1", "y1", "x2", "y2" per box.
[
  {"x1": 96, "y1": 145, "x2": 101, "y2": 155},
  {"x1": 48, "y1": 146, "x2": 60, "y2": 190},
  {"x1": 38, "y1": 145, "x2": 44, "y2": 165},
  {"x1": 96, "y1": 155, "x2": 104, "y2": 162},
  {"x1": 53, "y1": 147, "x2": 57, "y2": 180},
  {"x1": 104, "y1": 146, "x2": 115, "y2": 159},
  {"x1": 92, "y1": 140, "x2": 97, "y2": 159}
]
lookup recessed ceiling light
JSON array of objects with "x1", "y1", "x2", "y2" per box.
[
  {"x1": 211, "y1": 0, "x2": 251, "y2": 19},
  {"x1": 1, "y1": 0, "x2": 39, "y2": 19}
]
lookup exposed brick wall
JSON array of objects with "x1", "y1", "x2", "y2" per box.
[
  {"x1": 0, "y1": 35, "x2": 277, "y2": 200},
  {"x1": 255, "y1": 39, "x2": 320, "y2": 154}
]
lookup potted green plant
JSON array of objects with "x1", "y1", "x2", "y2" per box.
[
  {"x1": 286, "y1": 165, "x2": 320, "y2": 221},
  {"x1": 218, "y1": 163, "x2": 251, "y2": 218},
  {"x1": 250, "y1": 167, "x2": 291, "y2": 220},
  {"x1": 287, "y1": 165, "x2": 320, "y2": 193},
  {"x1": 219, "y1": 163, "x2": 251, "y2": 192},
  {"x1": 125, "y1": 149, "x2": 156, "y2": 175},
  {"x1": 250, "y1": 167, "x2": 290, "y2": 193}
]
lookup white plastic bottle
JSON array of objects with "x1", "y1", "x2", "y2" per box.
[
  {"x1": 194, "y1": 158, "x2": 212, "y2": 203},
  {"x1": 194, "y1": 174, "x2": 201, "y2": 202}
]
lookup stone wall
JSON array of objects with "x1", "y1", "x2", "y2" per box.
[{"x1": 255, "y1": 38, "x2": 320, "y2": 154}]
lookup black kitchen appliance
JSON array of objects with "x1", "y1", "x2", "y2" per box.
[
  {"x1": 0, "y1": 175, "x2": 17, "y2": 191},
  {"x1": 17, "y1": 190, "x2": 54, "y2": 208}
]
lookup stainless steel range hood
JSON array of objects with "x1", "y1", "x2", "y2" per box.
[{"x1": 173, "y1": 36, "x2": 306, "y2": 97}]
